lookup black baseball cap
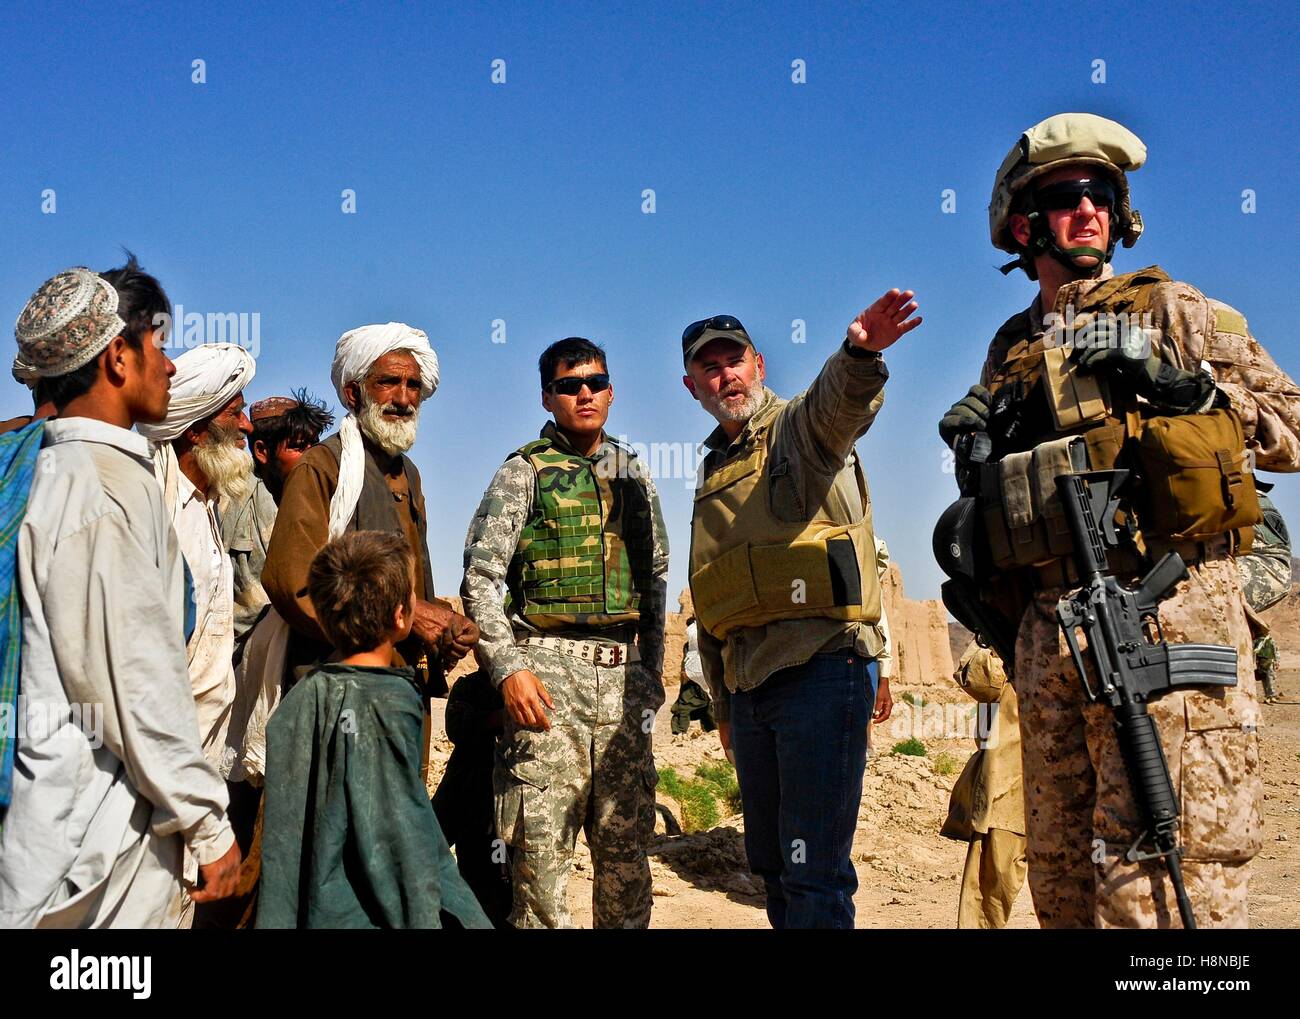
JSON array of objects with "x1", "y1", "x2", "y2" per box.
[{"x1": 681, "y1": 314, "x2": 755, "y2": 366}]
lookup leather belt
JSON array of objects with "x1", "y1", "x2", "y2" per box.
[{"x1": 518, "y1": 636, "x2": 640, "y2": 667}]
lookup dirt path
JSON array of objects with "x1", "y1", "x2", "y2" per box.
[{"x1": 431, "y1": 608, "x2": 1300, "y2": 929}]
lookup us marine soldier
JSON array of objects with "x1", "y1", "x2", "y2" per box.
[
  {"x1": 937, "y1": 112, "x2": 1300, "y2": 928},
  {"x1": 461, "y1": 337, "x2": 668, "y2": 929}
]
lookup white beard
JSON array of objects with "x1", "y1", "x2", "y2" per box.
[
  {"x1": 701, "y1": 377, "x2": 765, "y2": 424},
  {"x1": 358, "y1": 397, "x2": 420, "y2": 456},
  {"x1": 193, "y1": 429, "x2": 254, "y2": 507}
]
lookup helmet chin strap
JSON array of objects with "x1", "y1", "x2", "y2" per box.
[{"x1": 1009, "y1": 206, "x2": 1118, "y2": 280}]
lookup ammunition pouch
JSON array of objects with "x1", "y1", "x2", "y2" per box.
[
  {"x1": 980, "y1": 434, "x2": 1092, "y2": 569},
  {"x1": 977, "y1": 408, "x2": 1258, "y2": 571},
  {"x1": 1135, "y1": 407, "x2": 1260, "y2": 547}
]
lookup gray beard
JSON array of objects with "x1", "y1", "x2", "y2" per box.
[
  {"x1": 701, "y1": 377, "x2": 765, "y2": 424},
  {"x1": 193, "y1": 433, "x2": 254, "y2": 507},
  {"x1": 358, "y1": 397, "x2": 420, "y2": 456}
]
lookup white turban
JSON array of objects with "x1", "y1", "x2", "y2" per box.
[
  {"x1": 330, "y1": 322, "x2": 439, "y2": 406},
  {"x1": 327, "y1": 323, "x2": 440, "y2": 539},
  {"x1": 137, "y1": 342, "x2": 256, "y2": 444}
]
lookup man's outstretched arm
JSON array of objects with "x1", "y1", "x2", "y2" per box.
[{"x1": 782, "y1": 289, "x2": 921, "y2": 474}]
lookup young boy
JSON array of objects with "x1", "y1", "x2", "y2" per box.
[{"x1": 257, "y1": 530, "x2": 490, "y2": 928}]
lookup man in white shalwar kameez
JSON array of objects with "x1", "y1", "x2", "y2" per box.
[
  {"x1": 0, "y1": 261, "x2": 239, "y2": 928},
  {"x1": 139, "y1": 343, "x2": 256, "y2": 775}
]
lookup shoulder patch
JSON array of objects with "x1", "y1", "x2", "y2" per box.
[
  {"x1": 476, "y1": 494, "x2": 505, "y2": 517},
  {"x1": 1212, "y1": 304, "x2": 1249, "y2": 337}
]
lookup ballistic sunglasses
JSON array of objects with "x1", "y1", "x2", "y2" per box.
[
  {"x1": 682, "y1": 315, "x2": 754, "y2": 365},
  {"x1": 546, "y1": 372, "x2": 611, "y2": 396},
  {"x1": 682, "y1": 315, "x2": 748, "y2": 346},
  {"x1": 1033, "y1": 178, "x2": 1117, "y2": 213}
]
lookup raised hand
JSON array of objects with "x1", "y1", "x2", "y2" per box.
[{"x1": 846, "y1": 289, "x2": 923, "y2": 352}]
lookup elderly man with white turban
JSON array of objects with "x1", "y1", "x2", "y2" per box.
[
  {"x1": 139, "y1": 342, "x2": 256, "y2": 776},
  {"x1": 138, "y1": 341, "x2": 254, "y2": 929},
  {"x1": 263, "y1": 323, "x2": 478, "y2": 697},
  {"x1": 0, "y1": 259, "x2": 240, "y2": 928}
]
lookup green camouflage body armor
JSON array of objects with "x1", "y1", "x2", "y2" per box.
[{"x1": 508, "y1": 429, "x2": 655, "y2": 630}]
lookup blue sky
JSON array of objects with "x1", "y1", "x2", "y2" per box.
[{"x1": 2, "y1": 0, "x2": 1296, "y2": 603}]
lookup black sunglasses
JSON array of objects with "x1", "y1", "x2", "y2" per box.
[
  {"x1": 682, "y1": 315, "x2": 747, "y2": 346},
  {"x1": 546, "y1": 372, "x2": 610, "y2": 396},
  {"x1": 1033, "y1": 178, "x2": 1116, "y2": 213}
]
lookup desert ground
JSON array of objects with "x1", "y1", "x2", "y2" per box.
[{"x1": 427, "y1": 588, "x2": 1300, "y2": 929}]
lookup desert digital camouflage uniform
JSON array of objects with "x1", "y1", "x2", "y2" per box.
[
  {"x1": 981, "y1": 277, "x2": 1300, "y2": 928},
  {"x1": 462, "y1": 422, "x2": 668, "y2": 928},
  {"x1": 941, "y1": 643, "x2": 1027, "y2": 929},
  {"x1": 1237, "y1": 489, "x2": 1292, "y2": 700}
]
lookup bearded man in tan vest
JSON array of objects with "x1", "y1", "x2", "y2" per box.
[{"x1": 683, "y1": 292, "x2": 921, "y2": 929}]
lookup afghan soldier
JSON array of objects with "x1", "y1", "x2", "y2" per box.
[
  {"x1": 1239, "y1": 485, "x2": 1292, "y2": 702},
  {"x1": 461, "y1": 337, "x2": 669, "y2": 929},
  {"x1": 683, "y1": 293, "x2": 920, "y2": 929},
  {"x1": 937, "y1": 112, "x2": 1300, "y2": 928}
]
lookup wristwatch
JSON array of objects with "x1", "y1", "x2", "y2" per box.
[
  {"x1": 843, "y1": 340, "x2": 888, "y2": 375},
  {"x1": 843, "y1": 339, "x2": 882, "y2": 360}
]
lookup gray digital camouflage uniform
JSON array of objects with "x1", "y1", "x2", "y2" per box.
[
  {"x1": 1238, "y1": 491, "x2": 1292, "y2": 700},
  {"x1": 461, "y1": 431, "x2": 668, "y2": 929}
]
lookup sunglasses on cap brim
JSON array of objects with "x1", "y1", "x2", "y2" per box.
[
  {"x1": 682, "y1": 315, "x2": 747, "y2": 346},
  {"x1": 1033, "y1": 178, "x2": 1117, "y2": 213},
  {"x1": 546, "y1": 373, "x2": 611, "y2": 396}
]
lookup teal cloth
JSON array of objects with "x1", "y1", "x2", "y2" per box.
[
  {"x1": 1, "y1": 420, "x2": 45, "y2": 809},
  {"x1": 257, "y1": 662, "x2": 491, "y2": 929},
  {"x1": 181, "y1": 558, "x2": 196, "y2": 646}
]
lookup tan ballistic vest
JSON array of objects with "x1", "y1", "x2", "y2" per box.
[
  {"x1": 689, "y1": 399, "x2": 882, "y2": 639},
  {"x1": 980, "y1": 266, "x2": 1259, "y2": 571}
]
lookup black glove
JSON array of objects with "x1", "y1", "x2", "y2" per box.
[
  {"x1": 1071, "y1": 344, "x2": 1216, "y2": 412},
  {"x1": 939, "y1": 385, "x2": 992, "y2": 449}
]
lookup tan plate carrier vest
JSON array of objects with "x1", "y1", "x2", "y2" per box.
[
  {"x1": 981, "y1": 265, "x2": 1260, "y2": 572},
  {"x1": 689, "y1": 405, "x2": 882, "y2": 639}
]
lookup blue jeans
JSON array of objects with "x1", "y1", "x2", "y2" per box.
[{"x1": 729, "y1": 649, "x2": 877, "y2": 929}]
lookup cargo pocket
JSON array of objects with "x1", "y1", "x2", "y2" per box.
[
  {"x1": 690, "y1": 543, "x2": 759, "y2": 635},
  {"x1": 494, "y1": 749, "x2": 552, "y2": 850},
  {"x1": 1178, "y1": 689, "x2": 1261, "y2": 862},
  {"x1": 767, "y1": 455, "x2": 805, "y2": 522}
]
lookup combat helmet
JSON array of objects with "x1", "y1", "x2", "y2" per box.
[{"x1": 989, "y1": 112, "x2": 1147, "y2": 279}]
